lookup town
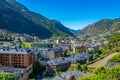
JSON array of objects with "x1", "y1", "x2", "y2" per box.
[
  {"x1": 1, "y1": 0, "x2": 120, "y2": 80},
  {"x1": 0, "y1": 32, "x2": 109, "y2": 80}
]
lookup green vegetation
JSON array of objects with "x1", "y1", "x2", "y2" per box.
[
  {"x1": 69, "y1": 63, "x2": 88, "y2": 72},
  {"x1": 75, "y1": 49, "x2": 84, "y2": 53},
  {"x1": 63, "y1": 50, "x2": 68, "y2": 57},
  {"x1": 79, "y1": 34, "x2": 120, "y2": 80},
  {"x1": 54, "y1": 72, "x2": 62, "y2": 77},
  {"x1": 87, "y1": 34, "x2": 120, "y2": 65},
  {"x1": 29, "y1": 61, "x2": 45, "y2": 79},
  {"x1": 29, "y1": 79, "x2": 35, "y2": 80},
  {"x1": 0, "y1": 0, "x2": 73, "y2": 39},
  {"x1": 93, "y1": 66, "x2": 106, "y2": 74},
  {"x1": 109, "y1": 53, "x2": 120, "y2": 62},
  {"x1": 22, "y1": 42, "x2": 31, "y2": 48},
  {"x1": 76, "y1": 63, "x2": 82, "y2": 71},
  {"x1": 0, "y1": 41, "x2": 10, "y2": 46},
  {"x1": 99, "y1": 34, "x2": 120, "y2": 54},
  {"x1": 0, "y1": 36, "x2": 12, "y2": 41},
  {"x1": 0, "y1": 73, "x2": 16, "y2": 80},
  {"x1": 42, "y1": 78, "x2": 52, "y2": 80},
  {"x1": 79, "y1": 65, "x2": 120, "y2": 80}
]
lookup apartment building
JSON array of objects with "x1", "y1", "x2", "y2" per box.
[
  {"x1": 38, "y1": 47, "x2": 63, "y2": 59},
  {"x1": 0, "y1": 48, "x2": 35, "y2": 68}
]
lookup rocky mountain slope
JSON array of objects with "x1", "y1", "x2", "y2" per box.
[{"x1": 78, "y1": 18, "x2": 120, "y2": 37}]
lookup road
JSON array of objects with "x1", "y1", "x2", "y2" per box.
[{"x1": 88, "y1": 53, "x2": 119, "y2": 68}]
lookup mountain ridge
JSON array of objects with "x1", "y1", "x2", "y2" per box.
[
  {"x1": 0, "y1": 0, "x2": 73, "y2": 39},
  {"x1": 77, "y1": 18, "x2": 120, "y2": 37}
]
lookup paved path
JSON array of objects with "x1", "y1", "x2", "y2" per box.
[{"x1": 88, "y1": 53, "x2": 119, "y2": 68}]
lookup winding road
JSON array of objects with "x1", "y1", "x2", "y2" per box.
[{"x1": 88, "y1": 53, "x2": 119, "y2": 68}]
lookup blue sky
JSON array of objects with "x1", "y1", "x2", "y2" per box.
[{"x1": 17, "y1": 0, "x2": 120, "y2": 30}]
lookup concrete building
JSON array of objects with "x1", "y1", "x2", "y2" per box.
[
  {"x1": 60, "y1": 44, "x2": 72, "y2": 52},
  {"x1": 38, "y1": 47, "x2": 62, "y2": 59}
]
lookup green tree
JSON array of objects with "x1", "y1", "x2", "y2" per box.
[
  {"x1": 81, "y1": 65, "x2": 88, "y2": 72},
  {"x1": 75, "y1": 63, "x2": 82, "y2": 71},
  {"x1": 94, "y1": 66, "x2": 106, "y2": 74},
  {"x1": 0, "y1": 73, "x2": 16, "y2": 80},
  {"x1": 29, "y1": 61, "x2": 44, "y2": 78},
  {"x1": 79, "y1": 65, "x2": 120, "y2": 80},
  {"x1": 63, "y1": 50, "x2": 68, "y2": 57},
  {"x1": 54, "y1": 72, "x2": 62, "y2": 76}
]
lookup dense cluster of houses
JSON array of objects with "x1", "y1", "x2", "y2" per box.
[
  {"x1": 53, "y1": 71, "x2": 92, "y2": 80},
  {"x1": 0, "y1": 34, "x2": 109, "y2": 80},
  {"x1": 46, "y1": 53, "x2": 92, "y2": 73}
]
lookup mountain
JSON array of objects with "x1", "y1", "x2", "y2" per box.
[
  {"x1": 69, "y1": 29, "x2": 80, "y2": 35},
  {"x1": 77, "y1": 18, "x2": 120, "y2": 37},
  {"x1": 0, "y1": 0, "x2": 73, "y2": 39}
]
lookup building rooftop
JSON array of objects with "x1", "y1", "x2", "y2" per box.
[
  {"x1": 61, "y1": 71, "x2": 82, "y2": 79},
  {"x1": 38, "y1": 48, "x2": 49, "y2": 51},
  {"x1": 47, "y1": 53, "x2": 92, "y2": 67},
  {"x1": 47, "y1": 57, "x2": 71, "y2": 66},
  {"x1": 53, "y1": 76, "x2": 64, "y2": 80},
  {"x1": 33, "y1": 42, "x2": 53, "y2": 44},
  {"x1": 0, "y1": 48, "x2": 32, "y2": 54}
]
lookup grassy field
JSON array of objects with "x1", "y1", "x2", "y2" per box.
[{"x1": 22, "y1": 42, "x2": 31, "y2": 48}]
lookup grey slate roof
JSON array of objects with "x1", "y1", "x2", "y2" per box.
[
  {"x1": 0, "y1": 48, "x2": 32, "y2": 54},
  {"x1": 53, "y1": 76, "x2": 64, "y2": 80},
  {"x1": 61, "y1": 71, "x2": 82, "y2": 79},
  {"x1": 47, "y1": 53, "x2": 92, "y2": 67}
]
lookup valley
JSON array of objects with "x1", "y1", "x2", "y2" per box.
[{"x1": 0, "y1": 0, "x2": 120, "y2": 80}]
